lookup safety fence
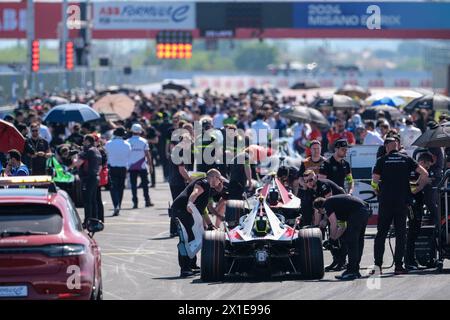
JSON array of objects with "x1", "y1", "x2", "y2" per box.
[{"x1": 0, "y1": 66, "x2": 161, "y2": 105}]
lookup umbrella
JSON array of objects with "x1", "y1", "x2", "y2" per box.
[
  {"x1": 361, "y1": 105, "x2": 403, "y2": 121},
  {"x1": 0, "y1": 119, "x2": 25, "y2": 153},
  {"x1": 335, "y1": 84, "x2": 370, "y2": 100},
  {"x1": 404, "y1": 94, "x2": 450, "y2": 112},
  {"x1": 371, "y1": 96, "x2": 405, "y2": 107},
  {"x1": 93, "y1": 94, "x2": 135, "y2": 120},
  {"x1": 412, "y1": 121, "x2": 450, "y2": 148},
  {"x1": 43, "y1": 104, "x2": 100, "y2": 123},
  {"x1": 279, "y1": 106, "x2": 330, "y2": 129},
  {"x1": 162, "y1": 82, "x2": 189, "y2": 93},
  {"x1": 310, "y1": 94, "x2": 359, "y2": 109},
  {"x1": 290, "y1": 80, "x2": 320, "y2": 90},
  {"x1": 46, "y1": 96, "x2": 69, "y2": 106}
]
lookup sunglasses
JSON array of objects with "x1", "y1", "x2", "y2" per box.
[
  {"x1": 305, "y1": 178, "x2": 315, "y2": 183},
  {"x1": 31, "y1": 129, "x2": 39, "y2": 132}
]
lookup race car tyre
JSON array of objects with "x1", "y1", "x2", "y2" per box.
[
  {"x1": 296, "y1": 228, "x2": 324, "y2": 280},
  {"x1": 201, "y1": 230, "x2": 226, "y2": 282},
  {"x1": 225, "y1": 200, "x2": 247, "y2": 228}
]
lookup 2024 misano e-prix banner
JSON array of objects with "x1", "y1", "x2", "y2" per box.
[{"x1": 293, "y1": 2, "x2": 450, "y2": 30}]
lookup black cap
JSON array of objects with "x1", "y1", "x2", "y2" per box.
[
  {"x1": 427, "y1": 121, "x2": 438, "y2": 129},
  {"x1": 113, "y1": 127, "x2": 126, "y2": 137},
  {"x1": 334, "y1": 139, "x2": 348, "y2": 148},
  {"x1": 384, "y1": 137, "x2": 396, "y2": 145}
]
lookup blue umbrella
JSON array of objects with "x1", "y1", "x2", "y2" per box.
[
  {"x1": 371, "y1": 96, "x2": 405, "y2": 107},
  {"x1": 43, "y1": 104, "x2": 101, "y2": 123}
]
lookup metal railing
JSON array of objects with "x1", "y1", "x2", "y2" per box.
[{"x1": 0, "y1": 66, "x2": 161, "y2": 105}]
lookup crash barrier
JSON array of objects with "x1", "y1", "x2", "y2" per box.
[{"x1": 0, "y1": 66, "x2": 161, "y2": 105}]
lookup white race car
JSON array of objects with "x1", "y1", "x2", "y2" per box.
[{"x1": 201, "y1": 186, "x2": 324, "y2": 282}]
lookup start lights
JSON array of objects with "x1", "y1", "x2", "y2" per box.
[{"x1": 156, "y1": 31, "x2": 193, "y2": 60}]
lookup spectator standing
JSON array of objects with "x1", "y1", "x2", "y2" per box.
[
  {"x1": 105, "y1": 127, "x2": 131, "y2": 216},
  {"x1": 27, "y1": 122, "x2": 52, "y2": 175},
  {"x1": 127, "y1": 123, "x2": 154, "y2": 209},
  {"x1": 74, "y1": 135, "x2": 102, "y2": 225}
]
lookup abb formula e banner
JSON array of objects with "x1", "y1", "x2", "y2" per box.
[
  {"x1": 0, "y1": 2, "x2": 26, "y2": 38},
  {"x1": 93, "y1": 2, "x2": 196, "y2": 30}
]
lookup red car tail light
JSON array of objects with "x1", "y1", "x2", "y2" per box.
[
  {"x1": 58, "y1": 293, "x2": 81, "y2": 299},
  {"x1": 0, "y1": 244, "x2": 86, "y2": 257}
]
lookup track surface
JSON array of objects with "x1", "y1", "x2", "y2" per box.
[{"x1": 81, "y1": 169, "x2": 450, "y2": 300}]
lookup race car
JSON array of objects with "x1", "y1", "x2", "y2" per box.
[
  {"x1": 0, "y1": 176, "x2": 103, "y2": 300},
  {"x1": 201, "y1": 195, "x2": 324, "y2": 282},
  {"x1": 225, "y1": 174, "x2": 301, "y2": 228}
]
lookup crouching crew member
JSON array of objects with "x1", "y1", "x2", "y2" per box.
[
  {"x1": 301, "y1": 169, "x2": 347, "y2": 271},
  {"x1": 313, "y1": 194, "x2": 370, "y2": 280},
  {"x1": 171, "y1": 169, "x2": 224, "y2": 277},
  {"x1": 372, "y1": 136, "x2": 429, "y2": 275}
]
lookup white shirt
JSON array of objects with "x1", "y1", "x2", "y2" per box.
[
  {"x1": 267, "y1": 117, "x2": 277, "y2": 129},
  {"x1": 39, "y1": 124, "x2": 52, "y2": 144},
  {"x1": 363, "y1": 130, "x2": 384, "y2": 145},
  {"x1": 127, "y1": 135, "x2": 150, "y2": 171},
  {"x1": 400, "y1": 125, "x2": 422, "y2": 148},
  {"x1": 213, "y1": 113, "x2": 228, "y2": 129},
  {"x1": 105, "y1": 137, "x2": 132, "y2": 168},
  {"x1": 251, "y1": 120, "x2": 271, "y2": 146},
  {"x1": 291, "y1": 123, "x2": 312, "y2": 141}
]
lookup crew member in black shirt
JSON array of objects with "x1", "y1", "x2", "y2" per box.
[
  {"x1": 67, "y1": 124, "x2": 84, "y2": 147},
  {"x1": 168, "y1": 133, "x2": 193, "y2": 237},
  {"x1": 372, "y1": 136, "x2": 429, "y2": 275},
  {"x1": 171, "y1": 169, "x2": 224, "y2": 277},
  {"x1": 313, "y1": 194, "x2": 370, "y2": 280},
  {"x1": 74, "y1": 134, "x2": 102, "y2": 226},
  {"x1": 228, "y1": 150, "x2": 252, "y2": 200},
  {"x1": 406, "y1": 152, "x2": 433, "y2": 269},
  {"x1": 299, "y1": 169, "x2": 345, "y2": 227},
  {"x1": 146, "y1": 124, "x2": 159, "y2": 188},
  {"x1": 319, "y1": 139, "x2": 353, "y2": 194},
  {"x1": 27, "y1": 122, "x2": 52, "y2": 175}
]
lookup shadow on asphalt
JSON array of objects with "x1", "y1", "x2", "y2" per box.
[
  {"x1": 149, "y1": 236, "x2": 174, "y2": 240},
  {"x1": 152, "y1": 276, "x2": 186, "y2": 280},
  {"x1": 189, "y1": 274, "x2": 326, "y2": 284}
]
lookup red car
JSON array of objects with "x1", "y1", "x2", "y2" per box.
[{"x1": 0, "y1": 176, "x2": 103, "y2": 300}]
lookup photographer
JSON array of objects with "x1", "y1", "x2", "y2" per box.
[{"x1": 4, "y1": 149, "x2": 29, "y2": 177}]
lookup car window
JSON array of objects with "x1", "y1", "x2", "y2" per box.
[
  {"x1": 0, "y1": 204, "x2": 63, "y2": 235},
  {"x1": 64, "y1": 194, "x2": 84, "y2": 232}
]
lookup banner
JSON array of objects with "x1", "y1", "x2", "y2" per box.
[
  {"x1": 93, "y1": 2, "x2": 195, "y2": 30},
  {"x1": 0, "y1": 2, "x2": 26, "y2": 39},
  {"x1": 293, "y1": 2, "x2": 450, "y2": 30}
]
